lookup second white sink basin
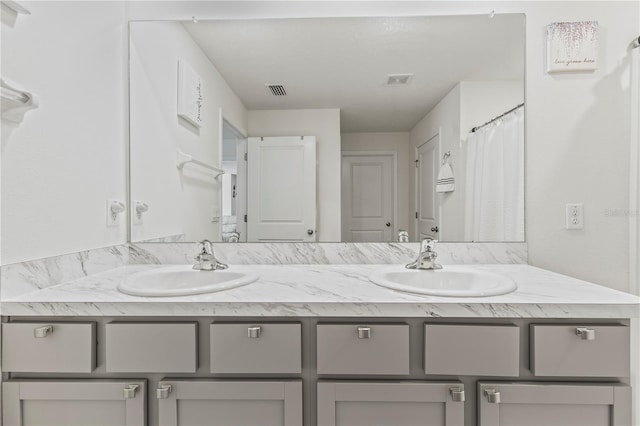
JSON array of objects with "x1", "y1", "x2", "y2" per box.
[
  {"x1": 369, "y1": 266, "x2": 517, "y2": 297},
  {"x1": 118, "y1": 265, "x2": 259, "y2": 297}
]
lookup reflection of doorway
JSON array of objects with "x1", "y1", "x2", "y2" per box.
[
  {"x1": 247, "y1": 136, "x2": 317, "y2": 242},
  {"x1": 341, "y1": 152, "x2": 396, "y2": 242},
  {"x1": 221, "y1": 119, "x2": 247, "y2": 242},
  {"x1": 416, "y1": 133, "x2": 439, "y2": 241}
]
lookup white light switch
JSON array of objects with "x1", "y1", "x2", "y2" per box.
[{"x1": 565, "y1": 203, "x2": 584, "y2": 230}]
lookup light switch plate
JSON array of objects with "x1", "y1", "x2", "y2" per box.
[{"x1": 565, "y1": 203, "x2": 584, "y2": 229}]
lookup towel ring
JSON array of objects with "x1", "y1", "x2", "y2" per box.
[{"x1": 441, "y1": 151, "x2": 451, "y2": 165}]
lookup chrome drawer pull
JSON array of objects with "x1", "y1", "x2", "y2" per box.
[
  {"x1": 357, "y1": 327, "x2": 371, "y2": 339},
  {"x1": 157, "y1": 385, "x2": 172, "y2": 399},
  {"x1": 123, "y1": 384, "x2": 139, "y2": 399},
  {"x1": 576, "y1": 327, "x2": 596, "y2": 340},
  {"x1": 34, "y1": 325, "x2": 53, "y2": 338},
  {"x1": 248, "y1": 326, "x2": 262, "y2": 338},
  {"x1": 449, "y1": 386, "x2": 465, "y2": 402},
  {"x1": 484, "y1": 388, "x2": 501, "y2": 404}
]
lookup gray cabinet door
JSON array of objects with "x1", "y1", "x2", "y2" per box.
[
  {"x1": 2, "y1": 380, "x2": 146, "y2": 426},
  {"x1": 157, "y1": 380, "x2": 302, "y2": 426},
  {"x1": 317, "y1": 382, "x2": 464, "y2": 426},
  {"x1": 478, "y1": 382, "x2": 631, "y2": 426}
]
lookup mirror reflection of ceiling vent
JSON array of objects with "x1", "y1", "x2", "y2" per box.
[
  {"x1": 266, "y1": 84, "x2": 287, "y2": 96},
  {"x1": 386, "y1": 74, "x2": 413, "y2": 85}
]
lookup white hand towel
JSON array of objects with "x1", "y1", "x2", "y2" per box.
[{"x1": 436, "y1": 162, "x2": 455, "y2": 193}]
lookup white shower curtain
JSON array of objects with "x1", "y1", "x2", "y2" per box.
[{"x1": 463, "y1": 107, "x2": 525, "y2": 241}]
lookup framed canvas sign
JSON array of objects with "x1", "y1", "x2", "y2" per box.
[
  {"x1": 177, "y1": 60, "x2": 203, "y2": 127},
  {"x1": 547, "y1": 21, "x2": 598, "y2": 73}
]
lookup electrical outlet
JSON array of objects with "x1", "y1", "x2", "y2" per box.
[{"x1": 565, "y1": 203, "x2": 584, "y2": 230}]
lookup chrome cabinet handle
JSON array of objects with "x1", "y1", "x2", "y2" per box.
[
  {"x1": 34, "y1": 325, "x2": 53, "y2": 338},
  {"x1": 157, "y1": 385, "x2": 172, "y2": 399},
  {"x1": 357, "y1": 327, "x2": 371, "y2": 339},
  {"x1": 248, "y1": 326, "x2": 262, "y2": 338},
  {"x1": 576, "y1": 327, "x2": 596, "y2": 340},
  {"x1": 484, "y1": 388, "x2": 501, "y2": 403},
  {"x1": 449, "y1": 386, "x2": 465, "y2": 402},
  {"x1": 123, "y1": 384, "x2": 139, "y2": 399}
]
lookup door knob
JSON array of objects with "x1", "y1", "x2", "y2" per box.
[
  {"x1": 386, "y1": 222, "x2": 391, "y2": 227},
  {"x1": 431, "y1": 226, "x2": 439, "y2": 233},
  {"x1": 307, "y1": 229, "x2": 314, "y2": 236}
]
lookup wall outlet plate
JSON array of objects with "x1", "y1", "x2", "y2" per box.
[{"x1": 565, "y1": 203, "x2": 584, "y2": 230}]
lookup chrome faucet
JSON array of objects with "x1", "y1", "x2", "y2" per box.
[
  {"x1": 397, "y1": 230, "x2": 409, "y2": 243},
  {"x1": 193, "y1": 240, "x2": 228, "y2": 271},
  {"x1": 406, "y1": 238, "x2": 442, "y2": 270}
]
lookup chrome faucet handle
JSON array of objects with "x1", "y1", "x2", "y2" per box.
[
  {"x1": 198, "y1": 240, "x2": 214, "y2": 255},
  {"x1": 421, "y1": 238, "x2": 438, "y2": 252}
]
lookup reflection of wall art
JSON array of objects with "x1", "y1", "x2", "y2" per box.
[
  {"x1": 547, "y1": 21, "x2": 598, "y2": 73},
  {"x1": 177, "y1": 60, "x2": 203, "y2": 127}
]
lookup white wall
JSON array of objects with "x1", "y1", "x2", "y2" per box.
[
  {"x1": 1, "y1": 1, "x2": 127, "y2": 264},
  {"x1": 459, "y1": 81, "x2": 524, "y2": 139},
  {"x1": 2, "y1": 1, "x2": 637, "y2": 293},
  {"x1": 410, "y1": 84, "x2": 462, "y2": 240},
  {"x1": 248, "y1": 109, "x2": 341, "y2": 241},
  {"x1": 341, "y1": 132, "x2": 411, "y2": 234},
  {"x1": 129, "y1": 21, "x2": 247, "y2": 243}
]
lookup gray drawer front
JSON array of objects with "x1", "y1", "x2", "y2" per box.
[
  {"x1": 105, "y1": 322, "x2": 198, "y2": 373},
  {"x1": 210, "y1": 323, "x2": 302, "y2": 374},
  {"x1": 2, "y1": 322, "x2": 96, "y2": 373},
  {"x1": 530, "y1": 324, "x2": 630, "y2": 377},
  {"x1": 425, "y1": 324, "x2": 520, "y2": 376},
  {"x1": 317, "y1": 324, "x2": 409, "y2": 375}
]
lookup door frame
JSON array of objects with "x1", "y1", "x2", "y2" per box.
[
  {"x1": 341, "y1": 150, "x2": 398, "y2": 241},
  {"x1": 219, "y1": 109, "x2": 247, "y2": 242},
  {"x1": 414, "y1": 130, "x2": 441, "y2": 241}
]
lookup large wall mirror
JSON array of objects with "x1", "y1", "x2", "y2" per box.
[{"x1": 129, "y1": 14, "x2": 525, "y2": 243}]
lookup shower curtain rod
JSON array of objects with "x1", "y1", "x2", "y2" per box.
[{"x1": 470, "y1": 103, "x2": 524, "y2": 133}]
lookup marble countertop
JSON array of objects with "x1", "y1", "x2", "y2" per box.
[{"x1": 2, "y1": 264, "x2": 639, "y2": 318}]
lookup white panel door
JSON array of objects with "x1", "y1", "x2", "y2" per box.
[
  {"x1": 416, "y1": 135, "x2": 439, "y2": 240},
  {"x1": 247, "y1": 136, "x2": 316, "y2": 242},
  {"x1": 341, "y1": 154, "x2": 394, "y2": 242}
]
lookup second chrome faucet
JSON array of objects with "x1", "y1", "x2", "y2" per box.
[
  {"x1": 406, "y1": 237, "x2": 442, "y2": 270},
  {"x1": 193, "y1": 240, "x2": 228, "y2": 271}
]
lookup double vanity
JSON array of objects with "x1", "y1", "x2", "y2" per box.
[{"x1": 1, "y1": 243, "x2": 638, "y2": 426}]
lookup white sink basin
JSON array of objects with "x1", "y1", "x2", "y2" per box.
[
  {"x1": 118, "y1": 265, "x2": 259, "y2": 297},
  {"x1": 369, "y1": 266, "x2": 517, "y2": 297}
]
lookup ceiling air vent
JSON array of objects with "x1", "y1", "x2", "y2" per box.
[
  {"x1": 266, "y1": 84, "x2": 287, "y2": 96},
  {"x1": 386, "y1": 74, "x2": 413, "y2": 86}
]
